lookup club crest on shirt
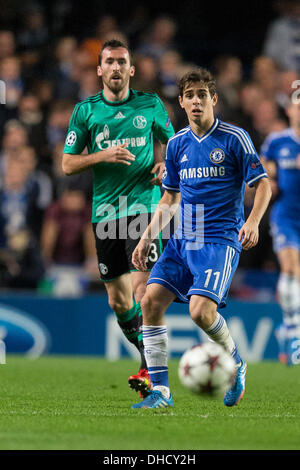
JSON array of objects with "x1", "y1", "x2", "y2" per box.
[
  {"x1": 210, "y1": 148, "x2": 225, "y2": 164},
  {"x1": 133, "y1": 115, "x2": 147, "y2": 129}
]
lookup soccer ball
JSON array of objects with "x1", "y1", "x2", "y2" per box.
[{"x1": 178, "y1": 342, "x2": 236, "y2": 396}]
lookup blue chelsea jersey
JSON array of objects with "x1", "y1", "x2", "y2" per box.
[
  {"x1": 162, "y1": 118, "x2": 267, "y2": 251},
  {"x1": 260, "y1": 128, "x2": 300, "y2": 226}
]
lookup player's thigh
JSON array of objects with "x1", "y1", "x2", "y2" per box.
[
  {"x1": 141, "y1": 282, "x2": 176, "y2": 325},
  {"x1": 92, "y1": 222, "x2": 130, "y2": 281},
  {"x1": 125, "y1": 213, "x2": 163, "y2": 273},
  {"x1": 187, "y1": 244, "x2": 239, "y2": 309},
  {"x1": 277, "y1": 247, "x2": 300, "y2": 276},
  {"x1": 147, "y1": 236, "x2": 193, "y2": 303},
  {"x1": 103, "y1": 273, "x2": 133, "y2": 313}
]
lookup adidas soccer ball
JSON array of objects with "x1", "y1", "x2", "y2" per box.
[{"x1": 178, "y1": 342, "x2": 236, "y2": 396}]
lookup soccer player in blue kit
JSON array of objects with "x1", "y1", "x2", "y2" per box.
[
  {"x1": 261, "y1": 100, "x2": 300, "y2": 366},
  {"x1": 131, "y1": 68, "x2": 272, "y2": 409}
]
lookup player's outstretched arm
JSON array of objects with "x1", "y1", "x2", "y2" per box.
[
  {"x1": 62, "y1": 144, "x2": 135, "y2": 175},
  {"x1": 132, "y1": 190, "x2": 181, "y2": 271},
  {"x1": 239, "y1": 177, "x2": 272, "y2": 250}
]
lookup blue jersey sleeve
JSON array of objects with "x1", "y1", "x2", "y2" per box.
[
  {"x1": 260, "y1": 133, "x2": 277, "y2": 161},
  {"x1": 233, "y1": 129, "x2": 268, "y2": 187},
  {"x1": 161, "y1": 139, "x2": 180, "y2": 192}
]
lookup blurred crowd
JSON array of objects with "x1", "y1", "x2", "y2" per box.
[{"x1": 0, "y1": 0, "x2": 299, "y2": 295}]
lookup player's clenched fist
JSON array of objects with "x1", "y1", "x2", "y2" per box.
[
  {"x1": 101, "y1": 143, "x2": 135, "y2": 165},
  {"x1": 132, "y1": 239, "x2": 151, "y2": 272}
]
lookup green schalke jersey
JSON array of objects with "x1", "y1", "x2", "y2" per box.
[{"x1": 64, "y1": 89, "x2": 175, "y2": 222}]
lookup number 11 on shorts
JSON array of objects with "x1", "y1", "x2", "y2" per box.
[{"x1": 204, "y1": 269, "x2": 220, "y2": 291}]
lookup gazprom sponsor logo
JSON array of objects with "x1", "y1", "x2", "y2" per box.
[
  {"x1": 0, "y1": 304, "x2": 50, "y2": 357},
  {"x1": 96, "y1": 124, "x2": 146, "y2": 150}
]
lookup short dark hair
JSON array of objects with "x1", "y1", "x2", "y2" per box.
[
  {"x1": 98, "y1": 39, "x2": 131, "y2": 65},
  {"x1": 178, "y1": 68, "x2": 217, "y2": 98}
]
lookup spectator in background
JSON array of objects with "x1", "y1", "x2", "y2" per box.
[
  {"x1": 0, "y1": 160, "x2": 33, "y2": 239},
  {"x1": 17, "y1": 93, "x2": 48, "y2": 166},
  {"x1": 276, "y1": 69, "x2": 300, "y2": 115},
  {"x1": 121, "y1": 5, "x2": 150, "y2": 47},
  {"x1": 0, "y1": 56, "x2": 24, "y2": 112},
  {"x1": 50, "y1": 36, "x2": 79, "y2": 101},
  {"x1": 0, "y1": 160, "x2": 45, "y2": 289},
  {"x1": 130, "y1": 54, "x2": 162, "y2": 93},
  {"x1": 213, "y1": 55, "x2": 244, "y2": 122},
  {"x1": 16, "y1": 4, "x2": 49, "y2": 86},
  {"x1": 51, "y1": 141, "x2": 93, "y2": 200},
  {"x1": 251, "y1": 98, "x2": 287, "y2": 148},
  {"x1": 0, "y1": 120, "x2": 29, "y2": 175},
  {"x1": 0, "y1": 30, "x2": 16, "y2": 60},
  {"x1": 31, "y1": 78, "x2": 54, "y2": 114},
  {"x1": 158, "y1": 50, "x2": 182, "y2": 100},
  {"x1": 41, "y1": 187, "x2": 94, "y2": 267},
  {"x1": 137, "y1": 15, "x2": 177, "y2": 61},
  {"x1": 40, "y1": 186, "x2": 98, "y2": 295},
  {"x1": 251, "y1": 56, "x2": 279, "y2": 100},
  {"x1": 68, "y1": 47, "x2": 96, "y2": 91},
  {"x1": 12, "y1": 145, "x2": 53, "y2": 238},
  {"x1": 237, "y1": 83, "x2": 270, "y2": 148},
  {"x1": 17, "y1": 4, "x2": 49, "y2": 53},
  {"x1": 0, "y1": 227, "x2": 44, "y2": 289},
  {"x1": 81, "y1": 14, "x2": 119, "y2": 66},
  {"x1": 46, "y1": 99, "x2": 75, "y2": 148},
  {"x1": 263, "y1": 0, "x2": 300, "y2": 73},
  {"x1": 77, "y1": 67, "x2": 100, "y2": 101}
]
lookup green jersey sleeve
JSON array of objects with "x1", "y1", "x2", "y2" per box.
[
  {"x1": 152, "y1": 95, "x2": 175, "y2": 143},
  {"x1": 63, "y1": 103, "x2": 89, "y2": 154}
]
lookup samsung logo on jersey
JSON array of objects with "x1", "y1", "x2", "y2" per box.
[
  {"x1": 179, "y1": 166, "x2": 226, "y2": 180},
  {"x1": 279, "y1": 159, "x2": 299, "y2": 169}
]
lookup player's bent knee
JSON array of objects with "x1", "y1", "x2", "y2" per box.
[
  {"x1": 108, "y1": 298, "x2": 132, "y2": 315},
  {"x1": 189, "y1": 297, "x2": 217, "y2": 327}
]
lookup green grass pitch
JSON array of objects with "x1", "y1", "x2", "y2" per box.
[{"x1": 0, "y1": 355, "x2": 299, "y2": 450}]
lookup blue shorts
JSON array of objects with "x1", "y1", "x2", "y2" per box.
[
  {"x1": 147, "y1": 236, "x2": 240, "y2": 308},
  {"x1": 270, "y1": 220, "x2": 300, "y2": 253}
]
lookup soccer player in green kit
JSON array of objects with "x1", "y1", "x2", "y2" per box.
[{"x1": 62, "y1": 39, "x2": 175, "y2": 398}]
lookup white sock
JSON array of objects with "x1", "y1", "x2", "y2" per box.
[
  {"x1": 203, "y1": 312, "x2": 241, "y2": 364},
  {"x1": 142, "y1": 325, "x2": 170, "y2": 397},
  {"x1": 278, "y1": 273, "x2": 300, "y2": 328}
]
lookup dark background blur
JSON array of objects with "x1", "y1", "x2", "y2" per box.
[{"x1": 0, "y1": 0, "x2": 298, "y2": 298}]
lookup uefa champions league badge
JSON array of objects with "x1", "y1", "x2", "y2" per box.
[
  {"x1": 210, "y1": 148, "x2": 225, "y2": 164},
  {"x1": 66, "y1": 131, "x2": 77, "y2": 146}
]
